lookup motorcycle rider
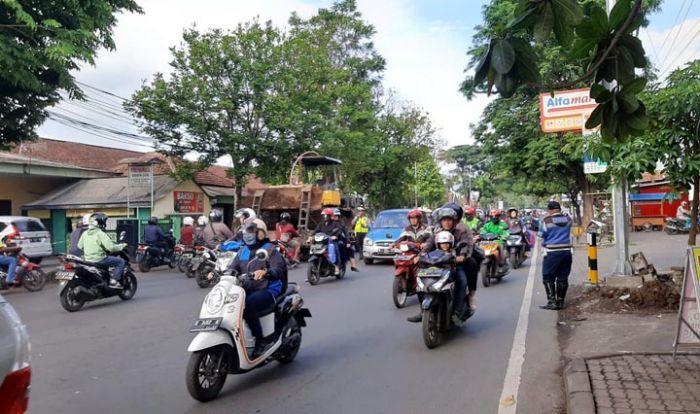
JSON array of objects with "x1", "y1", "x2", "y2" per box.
[
  {"x1": 78, "y1": 212, "x2": 127, "y2": 288},
  {"x1": 463, "y1": 207, "x2": 481, "y2": 232},
  {"x1": 396, "y1": 209, "x2": 432, "y2": 244},
  {"x1": 275, "y1": 212, "x2": 301, "y2": 264},
  {"x1": 234, "y1": 208, "x2": 257, "y2": 237},
  {"x1": 481, "y1": 209, "x2": 510, "y2": 270},
  {"x1": 180, "y1": 216, "x2": 195, "y2": 246},
  {"x1": 144, "y1": 217, "x2": 174, "y2": 262},
  {"x1": 194, "y1": 215, "x2": 208, "y2": 246},
  {"x1": 506, "y1": 208, "x2": 531, "y2": 255},
  {"x1": 408, "y1": 207, "x2": 473, "y2": 324},
  {"x1": 313, "y1": 208, "x2": 347, "y2": 275},
  {"x1": 69, "y1": 219, "x2": 86, "y2": 256},
  {"x1": 0, "y1": 235, "x2": 20, "y2": 289},
  {"x1": 228, "y1": 219, "x2": 286, "y2": 358},
  {"x1": 677, "y1": 201, "x2": 692, "y2": 229},
  {"x1": 352, "y1": 207, "x2": 370, "y2": 259},
  {"x1": 203, "y1": 209, "x2": 235, "y2": 249},
  {"x1": 538, "y1": 201, "x2": 573, "y2": 310},
  {"x1": 332, "y1": 208, "x2": 358, "y2": 272}
]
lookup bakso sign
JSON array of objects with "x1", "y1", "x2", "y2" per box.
[
  {"x1": 539, "y1": 88, "x2": 598, "y2": 133},
  {"x1": 173, "y1": 191, "x2": 204, "y2": 213}
]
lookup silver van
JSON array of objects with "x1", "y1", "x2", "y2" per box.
[{"x1": 0, "y1": 216, "x2": 53, "y2": 262}]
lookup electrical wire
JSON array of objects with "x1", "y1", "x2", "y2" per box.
[
  {"x1": 659, "y1": 22, "x2": 700, "y2": 78},
  {"x1": 660, "y1": 0, "x2": 695, "y2": 64}
]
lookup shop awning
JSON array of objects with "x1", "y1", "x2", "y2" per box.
[
  {"x1": 629, "y1": 193, "x2": 667, "y2": 202},
  {"x1": 201, "y1": 185, "x2": 236, "y2": 198},
  {"x1": 23, "y1": 176, "x2": 178, "y2": 210}
]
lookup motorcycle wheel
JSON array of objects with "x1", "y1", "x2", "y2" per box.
[
  {"x1": 392, "y1": 276, "x2": 408, "y2": 308},
  {"x1": 60, "y1": 282, "x2": 85, "y2": 312},
  {"x1": 307, "y1": 262, "x2": 320, "y2": 285},
  {"x1": 118, "y1": 273, "x2": 137, "y2": 300},
  {"x1": 480, "y1": 262, "x2": 491, "y2": 287},
  {"x1": 665, "y1": 226, "x2": 677, "y2": 235},
  {"x1": 363, "y1": 258, "x2": 374, "y2": 265},
  {"x1": 185, "y1": 265, "x2": 196, "y2": 279},
  {"x1": 177, "y1": 256, "x2": 188, "y2": 273},
  {"x1": 335, "y1": 263, "x2": 346, "y2": 280},
  {"x1": 138, "y1": 257, "x2": 151, "y2": 273},
  {"x1": 186, "y1": 347, "x2": 229, "y2": 402},
  {"x1": 168, "y1": 253, "x2": 176, "y2": 269},
  {"x1": 510, "y1": 251, "x2": 520, "y2": 270},
  {"x1": 277, "y1": 319, "x2": 302, "y2": 364},
  {"x1": 422, "y1": 308, "x2": 442, "y2": 349},
  {"x1": 196, "y1": 268, "x2": 212, "y2": 289},
  {"x1": 23, "y1": 269, "x2": 47, "y2": 292}
]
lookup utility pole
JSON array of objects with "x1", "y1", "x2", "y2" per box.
[
  {"x1": 607, "y1": 0, "x2": 632, "y2": 275},
  {"x1": 414, "y1": 161, "x2": 418, "y2": 208}
]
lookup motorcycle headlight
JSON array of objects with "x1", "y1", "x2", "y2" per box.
[
  {"x1": 314, "y1": 234, "x2": 325, "y2": 242},
  {"x1": 205, "y1": 286, "x2": 226, "y2": 314},
  {"x1": 400, "y1": 244, "x2": 409, "y2": 252},
  {"x1": 430, "y1": 274, "x2": 451, "y2": 292},
  {"x1": 203, "y1": 252, "x2": 211, "y2": 259},
  {"x1": 364, "y1": 239, "x2": 373, "y2": 246},
  {"x1": 416, "y1": 276, "x2": 425, "y2": 291}
]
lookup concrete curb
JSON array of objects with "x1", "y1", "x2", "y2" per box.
[{"x1": 564, "y1": 359, "x2": 596, "y2": 414}]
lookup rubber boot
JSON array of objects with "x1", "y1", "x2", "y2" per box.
[
  {"x1": 555, "y1": 280, "x2": 569, "y2": 310},
  {"x1": 539, "y1": 282, "x2": 557, "y2": 310}
]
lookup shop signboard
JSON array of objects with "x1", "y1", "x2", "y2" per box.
[
  {"x1": 128, "y1": 164, "x2": 153, "y2": 187},
  {"x1": 174, "y1": 191, "x2": 204, "y2": 214},
  {"x1": 673, "y1": 247, "x2": 700, "y2": 356},
  {"x1": 539, "y1": 88, "x2": 598, "y2": 133}
]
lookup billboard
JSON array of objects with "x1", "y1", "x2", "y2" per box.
[
  {"x1": 539, "y1": 88, "x2": 598, "y2": 133},
  {"x1": 173, "y1": 191, "x2": 204, "y2": 214}
]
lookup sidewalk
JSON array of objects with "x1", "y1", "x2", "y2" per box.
[{"x1": 561, "y1": 231, "x2": 700, "y2": 414}]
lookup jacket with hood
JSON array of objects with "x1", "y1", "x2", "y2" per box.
[{"x1": 78, "y1": 226, "x2": 126, "y2": 263}]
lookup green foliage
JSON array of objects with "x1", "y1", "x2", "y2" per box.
[
  {"x1": 0, "y1": 0, "x2": 142, "y2": 147},
  {"x1": 416, "y1": 157, "x2": 446, "y2": 208}
]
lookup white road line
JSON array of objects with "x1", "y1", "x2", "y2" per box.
[{"x1": 497, "y1": 242, "x2": 540, "y2": 414}]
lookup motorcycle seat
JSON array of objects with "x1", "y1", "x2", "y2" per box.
[{"x1": 257, "y1": 283, "x2": 298, "y2": 316}]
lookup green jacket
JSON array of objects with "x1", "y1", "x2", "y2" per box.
[
  {"x1": 464, "y1": 217, "x2": 480, "y2": 231},
  {"x1": 77, "y1": 227, "x2": 126, "y2": 262},
  {"x1": 481, "y1": 221, "x2": 509, "y2": 240}
]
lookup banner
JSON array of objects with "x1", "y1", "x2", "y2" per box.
[
  {"x1": 173, "y1": 191, "x2": 204, "y2": 214},
  {"x1": 673, "y1": 247, "x2": 700, "y2": 355}
]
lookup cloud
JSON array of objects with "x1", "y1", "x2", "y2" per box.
[{"x1": 641, "y1": 17, "x2": 700, "y2": 79}]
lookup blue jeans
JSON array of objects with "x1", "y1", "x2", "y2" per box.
[
  {"x1": 453, "y1": 266, "x2": 468, "y2": 314},
  {"x1": 98, "y1": 256, "x2": 126, "y2": 280},
  {"x1": 244, "y1": 289, "x2": 276, "y2": 340},
  {"x1": 0, "y1": 255, "x2": 18, "y2": 283}
]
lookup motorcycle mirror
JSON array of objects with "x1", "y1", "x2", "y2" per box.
[{"x1": 255, "y1": 249, "x2": 269, "y2": 261}]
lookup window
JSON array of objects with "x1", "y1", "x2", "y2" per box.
[
  {"x1": 0, "y1": 200, "x2": 10, "y2": 215},
  {"x1": 373, "y1": 211, "x2": 408, "y2": 229},
  {"x1": 13, "y1": 219, "x2": 46, "y2": 232}
]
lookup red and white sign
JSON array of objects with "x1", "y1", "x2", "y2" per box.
[
  {"x1": 539, "y1": 88, "x2": 598, "y2": 133},
  {"x1": 128, "y1": 164, "x2": 153, "y2": 187},
  {"x1": 173, "y1": 191, "x2": 204, "y2": 214}
]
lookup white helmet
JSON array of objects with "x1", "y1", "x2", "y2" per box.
[
  {"x1": 435, "y1": 231, "x2": 454, "y2": 246},
  {"x1": 183, "y1": 216, "x2": 194, "y2": 226},
  {"x1": 197, "y1": 215, "x2": 208, "y2": 226},
  {"x1": 82, "y1": 213, "x2": 92, "y2": 227},
  {"x1": 234, "y1": 208, "x2": 257, "y2": 220}
]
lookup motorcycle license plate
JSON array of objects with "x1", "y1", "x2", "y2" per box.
[
  {"x1": 54, "y1": 271, "x2": 75, "y2": 281},
  {"x1": 418, "y1": 268, "x2": 444, "y2": 278},
  {"x1": 190, "y1": 317, "x2": 223, "y2": 332}
]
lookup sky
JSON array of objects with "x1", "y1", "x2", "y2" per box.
[{"x1": 37, "y1": 0, "x2": 700, "y2": 154}]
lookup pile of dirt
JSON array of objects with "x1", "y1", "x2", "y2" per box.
[{"x1": 565, "y1": 281, "x2": 680, "y2": 316}]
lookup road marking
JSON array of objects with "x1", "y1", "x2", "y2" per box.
[{"x1": 497, "y1": 242, "x2": 539, "y2": 414}]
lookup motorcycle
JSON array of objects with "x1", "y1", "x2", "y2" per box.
[
  {"x1": 415, "y1": 249, "x2": 471, "y2": 349},
  {"x1": 306, "y1": 232, "x2": 346, "y2": 285},
  {"x1": 273, "y1": 240, "x2": 298, "y2": 269},
  {"x1": 55, "y1": 232, "x2": 137, "y2": 312},
  {"x1": 191, "y1": 246, "x2": 218, "y2": 289},
  {"x1": 185, "y1": 249, "x2": 311, "y2": 402},
  {"x1": 505, "y1": 228, "x2": 527, "y2": 270},
  {"x1": 0, "y1": 249, "x2": 47, "y2": 292},
  {"x1": 175, "y1": 244, "x2": 195, "y2": 275},
  {"x1": 136, "y1": 234, "x2": 176, "y2": 273},
  {"x1": 665, "y1": 217, "x2": 700, "y2": 235},
  {"x1": 201, "y1": 241, "x2": 242, "y2": 289},
  {"x1": 478, "y1": 233, "x2": 509, "y2": 287},
  {"x1": 391, "y1": 240, "x2": 422, "y2": 308}
]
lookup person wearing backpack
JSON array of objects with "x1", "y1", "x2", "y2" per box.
[{"x1": 202, "y1": 209, "x2": 234, "y2": 249}]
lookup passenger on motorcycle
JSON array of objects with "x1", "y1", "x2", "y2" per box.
[
  {"x1": 228, "y1": 219, "x2": 287, "y2": 357},
  {"x1": 332, "y1": 208, "x2": 358, "y2": 272},
  {"x1": 506, "y1": 208, "x2": 531, "y2": 254},
  {"x1": 275, "y1": 212, "x2": 301, "y2": 264},
  {"x1": 203, "y1": 209, "x2": 235, "y2": 249},
  {"x1": 144, "y1": 217, "x2": 174, "y2": 261},
  {"x1": 408, "y1": 208, "x2": 474, "y2": 324},
  {"x1": 78, "y1": 213, "x2": 127, "y2": 288},
  {"x1": 0, "y1": 236, "x2": 20, "y2": 289},
  {"x1": 677, "y1": 201, "x2": 692, "y2": 229},
  {"x1": 463, "y1": 207, "x2": 481, "y2": 232},
  {"x1": 180, "y1": 216, "x2": 195, "y2": 246},
  {"x1": 481, "y1": 210, "x2": 510, "y2": 269},
  {"x1": 313, "y1": 208, "x2": 347, "y2": 275},
  {"x1": 194, "y1": 215, "x2": 208, "y2": 246},
  {"x1": 234, "y1": 208, "x2": 257, "y2": 238}
]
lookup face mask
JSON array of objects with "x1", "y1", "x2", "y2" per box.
[{"x1": 243, "y1": 233, "x2": 257, "y2": 246}]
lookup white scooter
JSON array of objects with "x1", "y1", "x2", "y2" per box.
[{"x1": 186, "y1": 249, "x2": 312, "y2": 402}]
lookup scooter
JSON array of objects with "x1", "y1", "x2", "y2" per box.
[
  {"x1": 0, "y1": 249, "x2": 47, "y2": 292},
  {"x1": 185, "y1": 249, "x2": 311, "y2": 402},
  {"x1": 306, "y1": 232, "x2": 346, "y2": 285},
  {"x1": 175, "y1": 244, "x2": 195, "y2": 275},
  {"x1": 391, "y1": 240, "x2": 421, "y2": 308},
  {"x1": 55, "y1": 232, "x2": 137, "y2": 312},
  {"x1": 136, "y1": 234, "x2": 176, "y2": 273},
  {"x1": 197, "y1": 241, "x2": 241, "y2": 289},
  {"x1": 274, "y1": 240, "x2": 298, "y2": 269},
  {"x1": 192, "y1": 246, "x2": 219, "y2": 289},
  {"x1": 665, "y1": 217, "x2": 700, "y2": 235},
  {"x1": 415, "y1": 249, "x2": 471, "y2": 349},
  {"x1": 478, "y1": 233, "x2": 509, "y2": 287},
  {"x1": 505, "y1": 229, "x2": 527, "y2": 270}
]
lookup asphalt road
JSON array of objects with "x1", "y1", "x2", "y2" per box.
[{"x1": 5, "y1": 253, "x2": 562, "y2": 414}]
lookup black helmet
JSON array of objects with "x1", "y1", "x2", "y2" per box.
[
  {"x1": 92, "y1": 212, "x2": 108, "y2": 229},
  {"x1": 280, "y1": 212, "x2": 291, "y2": 222},
  {"x1": 436, "y1": 208, "x2": 458, "y2": 222},
  {"x1": 148, "y1": 216, "x2": 158, "y2": 225},
  {"x1": 442, "y1": 202, "x2": 464, "y2": 222},
  {"x1": 209, "y1": 209, "x2": 223, "y2": 223}
]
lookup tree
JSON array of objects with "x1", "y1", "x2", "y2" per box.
[
  {"x1": 0, "y1": 0, "x2": 142, "y2": 147},
  {"x1": 415, "y1": 156, "x2": 446, "y2": 208}
]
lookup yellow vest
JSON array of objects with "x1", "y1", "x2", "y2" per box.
[{"x1": 354, "y1": 217, "x2": 369, "y2": 233}]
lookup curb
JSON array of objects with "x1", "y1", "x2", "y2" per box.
[{"x1": 564, "y1": 359, "x2": 596, "y2": 414}]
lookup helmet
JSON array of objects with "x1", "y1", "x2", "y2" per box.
[
  {"x1": 209, "y1": 209, "x2": 223, "y2": 223},
  {"x1": 357, "y1": 206, "x2": 366, "y2": 212},
  {"x1": 197, "y1": 215, "x2": 208, "y2": 226},
  {"x1": 234, "y1": 208, "x2": 256, "y2": 220},
  {"x1": 322, "y1": 208, "x2": 334, "y2": 216},
  {"x1": 244, "y1": 219, "x2": 268, "y2": 241},
  {"x1": 280, "y1": 212, "x2": 291, "y2": 222},
  {"x1": 442, "y1": 202, "x2": 464, "y2": 222},
  {"x1": 465, "y1": 207, "x2": 476, "y2": 216},
  {"x1": 91, "y1": 212, "x2": 108, "y2": 229},
  {"x1": 435, "y1": 231, "x2": 454, "y2": 246},
  {"x1": 183, "y1": 216, "x2": 194, "y2": 226},
  {"x1": 332, "y1": 208, "x2": 341, "y2": 217},
  {"x1": 490, "y1": 209, "x2": 502, "y2": 218},
  {"x1": 436, "y1": 208, "x2": 459, "y2": 222},
  {"x1": 82, "y1": 213, "x2": 92, "y2": 227},
  {"x1": 407, "y1": 209, "x2": 423, "y2": 220},
  {"x1": 148, "y1": 216, "x2": 158, "y2": 225}
]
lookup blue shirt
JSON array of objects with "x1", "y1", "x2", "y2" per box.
[
  {"x1": 144, "y1": 224, "x2": 167, "y2": 244},
  {"x1": 539, "y1": 213, "x2": 572, "y2": 249}
]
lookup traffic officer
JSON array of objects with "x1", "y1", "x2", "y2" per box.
[{"x1": 538, "y1": 201, "x2": 573, "y2": 310}]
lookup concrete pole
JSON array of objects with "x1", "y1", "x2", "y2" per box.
[{"x1": 607, "y1": 0, "x2": 632, "y2": 275}]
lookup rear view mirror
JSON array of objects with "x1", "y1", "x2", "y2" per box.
[{"x1": 255, "y1": 249, "x2": 269, "y2": 261}]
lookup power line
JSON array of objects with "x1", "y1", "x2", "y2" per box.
[
  {"x1": 659, "y1": 22, "x2": 700, "y2": 78},
  {"x1": 660, "y1": 0, "x2": 695, "y2": 64},
  {"x1": 658, "y1": 0, "x2": 689, "y2": 53}
]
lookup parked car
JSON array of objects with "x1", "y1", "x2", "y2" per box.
[
  {"x1": 0, "y1": 216, "x2": 52, "y2": 263},
  {"x1": 0, "y1": 293, "x2": 31, "y2": 413},
  {"x1": 362, "y1": 209, "x2": 410, "y2": 264}
]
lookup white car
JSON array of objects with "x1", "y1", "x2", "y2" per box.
[
  {"x1": 0, "y1": 293, "x2": 31, "y2": 413},
  {"x1": 0, "y1": 216, "x2": 53, "y2": 262}
]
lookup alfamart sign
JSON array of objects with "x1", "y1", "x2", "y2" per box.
[{"x1": 539, "y1": 88, "x2": 598, "y2": 133}]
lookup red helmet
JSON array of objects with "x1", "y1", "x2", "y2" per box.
[
  {"x1": 322, "y1": 208, "x2": 334, "y2": 216},
  {"x1": 407, "y1": 209, "x2": 423, "y2": 220},
  {"x1": 465, "y1": 207, "x2": 476, "y2": 216},
  {"x1": 489, "y1": 209, "x2": 502, "y2": 218}
]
